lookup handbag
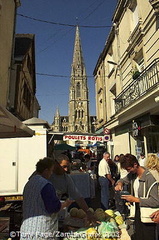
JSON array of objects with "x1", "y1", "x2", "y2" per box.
[{"x1": 140, "y1": 181, "x2": 159, "y2": 223}]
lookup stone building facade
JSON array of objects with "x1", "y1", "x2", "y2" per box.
[
  {"x1": 0, "y1": 1, "x2": 40, "y2": 120},
  {"x1": 94, "y1": 0, "x2": 159, "y2": 157},
  {"x1": 0, "y1": 0, "x2": 20, "y2": 107}
]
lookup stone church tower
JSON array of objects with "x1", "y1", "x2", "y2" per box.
[
  {"x1": 51, "y1": 26, "x2": 96, "y2": 134},
  {"x1": 69, "y1": 25, "x2": 90, "y2": 133}
]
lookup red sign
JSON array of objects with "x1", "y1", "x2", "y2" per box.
[{"x1": 103, "y1": 128, "x2": 110, "y2": 135}]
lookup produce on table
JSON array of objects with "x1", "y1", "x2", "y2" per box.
[
  {"x1": 115, "y1": 215, "x2": 124, "y2": 225},
  {"x1": 95, "y1": 208, "x2": 104, "y2": 212},
  {"x1": 69, "y1": 208, "x2": 86, "y2": 219},
  {"x1": 105, "y1": 209, "x2": 115, "y2": 218},
  {"x1": 69, "y1": 207, "x2": 79, "y2": 217},
  {"x1": 94, "y1": 209, "x2": 106, "y2": 221},
  {"x1": 109, "y1": 217, "x2": 116, "y2": 223},
  {"x1": 86, "y1": 227, "x2": 98, "y2": 240},
  {"x1": 88, "y1": 207, "x2": 94, "y2": 213},
  {"x1": 98, "y1": 221, "x2": 119, "y2": 239},
  {"x1": 65, "y1": 208, "x2": 124, "y2": 240},
  {"x1": 77, "y1": 209, "x2": 87, "y2": 219}
]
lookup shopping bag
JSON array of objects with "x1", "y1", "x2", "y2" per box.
[
  {"x1": 140, "y1": 207, "x2": 159, "y2": 223},
  {"x1": 129, "y1": 203, "x2": 135, "y2": 218}
]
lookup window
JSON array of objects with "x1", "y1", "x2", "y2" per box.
[
  {"x1": 107, "y1": 47, "x2": 116, "y2": 76},
  {"x1": 133, "y1": 49, "x2": 145, "y2": 72},
  {"x1": 82, "y1": 110, "x2": 84, "y2": 118},
  {"x1": 110, "y1": 84, "x2": 116, "y2": 116},
  {"x1": 76, "y1": 82, "x2": 81, "y2": 98},
  {"x1": 75, "y1": 110, "x2": 77, "y2": 119},
  {"x1": 129, "y1": 0, "x2": 139, "y2": 30}
]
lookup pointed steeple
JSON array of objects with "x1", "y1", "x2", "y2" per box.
[
  {"x1": 71, "y1": 25, "x2": 86, "y2": 77},
  {"x1": 69, "y1": 26, "x2": 90, "y2": 133},
  {"x1": 55, "y1": 107, "x2": 60, "y2": 117}
]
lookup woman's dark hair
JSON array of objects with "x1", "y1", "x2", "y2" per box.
[
  {"x1": 56, "y1": 154, "x2": 69, "y2": 164},
  {"x1": 114, "y1": 155, "x2": 119, "y2": 161},
  {"x1": 119, "y1": 153, "x2": 139, "y2": 169},
  {"x1": 36, "y1": 157, "x2": 55, "y2": 173}
]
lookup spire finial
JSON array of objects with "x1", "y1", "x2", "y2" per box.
[{"x1": 76, "y1": 17, "x2": 78, "y2": 25}]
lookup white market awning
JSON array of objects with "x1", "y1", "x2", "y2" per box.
[{"x1": 0, "y1": 105, "x2": 35, "y2": 138}]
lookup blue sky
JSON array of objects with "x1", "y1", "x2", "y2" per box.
[{"x1": 16, "y1": 0, "x2": 117, "y2": 124}]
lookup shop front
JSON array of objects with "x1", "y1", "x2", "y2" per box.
[
  {"x1": 130, "y1": 114, "x2": 159, "y2": 156},
  {"x1": 112, "y1": 113, "x2": 159, "y2": 157}
]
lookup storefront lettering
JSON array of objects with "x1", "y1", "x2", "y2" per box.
[{"x1": 63, "y1": 135, "x2": 103, "y2": 142}]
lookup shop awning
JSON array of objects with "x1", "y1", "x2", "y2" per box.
[
  {"x1": 0, "y1": 105, "x2": 35, "y2": 138},
  {"x1": 54, "y1": 143, "x2": 76, "y2": 151}
]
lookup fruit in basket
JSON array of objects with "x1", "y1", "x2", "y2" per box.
[
  {"x1": 69, "y1": 207, "x2": 79, "y2": 217},
  {"x1": 86, "y1": 227, "x2": 97, "y2": 240},
  {"x1": 109, "y1": 217, "x2": 116, "y2": 223},
  {"x1": 95, "y1": 208, "x2": 104, "y2": 212},
  {"x1": 104, "y1": 239, "x2": 117, "y2": 240},
  {"x1": 115, "y1": 215, "x2": 124, "y2": 225},
  {"x1": 98, "y1": 221, "x2": 119, "y2": 239},
  {"x1": 105, "y1": 239, "x2": 117, "y2": 240},
  {"x1": 94, "y1": 209, "x2": 106, "y2": 221},
  {"x1": 77, "y1": 209, "x2": 87, "y2": 219},
  {"x1": 105, "y1": 209, "x2": 115, "y2": 217},
  {"x1": 88, "y1": 207, "x2": 94, "y2": 213}
]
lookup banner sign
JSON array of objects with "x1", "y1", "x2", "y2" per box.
[{"x1": 63, "y1": 134, "x2": 109, "y2": 142}]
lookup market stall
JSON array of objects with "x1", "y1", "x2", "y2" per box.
[
  {"x1": 61, "y1": 208, "x2": 131, "y2": 240},
  {"x1": 0, "y1": 105, "x2": 34, "y2": 138}
]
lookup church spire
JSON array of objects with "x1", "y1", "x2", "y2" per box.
[
  {"x1": 55, "y1": 107, "x2": 60, "y2": 117},
  {"x1": 69, "y1": 25, "x2": 90, "y2": 133},
  {"x1": 71, "y1": 25, "x2": 86, "y2": 77}
]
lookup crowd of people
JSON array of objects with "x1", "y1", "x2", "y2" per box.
[
  {"x1": 19, "y1": 150, "x2": 159, "y2": 240},
  {"x1": 98, "y1": 151, "x2": 159, "y2": 240}
]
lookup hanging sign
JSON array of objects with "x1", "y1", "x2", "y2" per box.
[
  {"x1": 103, "y1": 127, "x2": 110, "y2": 135},
  {"x1": 63, "y1": 134, "x2": 106, "y2": 142}
]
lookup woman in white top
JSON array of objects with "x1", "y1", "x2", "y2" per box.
[{"x1": 145, "y1": 153, "x2": 159, "y2": 182}]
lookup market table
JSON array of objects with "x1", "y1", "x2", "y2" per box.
[{"x1": 70, "y1": 171, "x2": 95, "y2": 199}]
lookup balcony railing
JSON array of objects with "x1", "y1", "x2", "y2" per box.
[{"x1": 115, "y1": 58, "x2": 159, "y2": 113}]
